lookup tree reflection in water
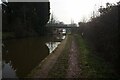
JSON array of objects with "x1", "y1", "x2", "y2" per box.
[{"x1": 2, "y1": 38, "x2": 49, "y2": 78}]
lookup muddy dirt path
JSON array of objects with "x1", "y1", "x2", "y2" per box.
[{"x1": 66, "y1": 38, "x2": 80, "y2": 78}]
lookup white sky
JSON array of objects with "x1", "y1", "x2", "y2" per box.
[
  {"x1": 0, "y1": 0, "x2": 2, "y2": 4},
  {"x1": 50, "y1": 0, "x2": 119, "y2": 24},
  {"x1": 0, "y1": 0, "x2": 119, "y2": 24}
]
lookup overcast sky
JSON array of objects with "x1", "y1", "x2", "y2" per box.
[
  {"x1": 49, "y1": 0, "x2": 119, "y2": 24},
  {"x1": 0, "y1": 0, "x2": 119, "y2": 24}
]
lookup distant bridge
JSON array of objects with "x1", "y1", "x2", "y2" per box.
[
  {"x1": 45, "y1": 25, "x2": 79, "y2": 34},
  {"x1": 45, "y1": 25, "x2": 79, "y2": 29}
]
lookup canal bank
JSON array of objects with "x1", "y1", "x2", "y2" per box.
[{"x1": 28, "y1": 35, "x2": 69, "y2": 78}]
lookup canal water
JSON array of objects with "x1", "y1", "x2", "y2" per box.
[{"x1": 2, "y1": 35, "x2": 66, "y2": 78}]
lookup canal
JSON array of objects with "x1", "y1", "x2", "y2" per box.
[{"x1": 2, "y1": 35, "x2": 66, "y2": 78}]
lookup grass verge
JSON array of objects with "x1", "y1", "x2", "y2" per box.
[
  {"x1": 2, "y1": 32, "x2": 15, "y2": 39},
  {"x1": 48, "y1": 35, "x2": 72, "y2": 78},
  {"x1": 74, "y1": 34, "x2": 118, "y2": 78}
]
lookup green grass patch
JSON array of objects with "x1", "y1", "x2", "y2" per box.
[
  {"x1": 48, "y1": 35, "x2": 72, "y2": 78},
  {"x1": 74, "y1": 34, "x2": 118, "y2": 78},
  {"x1": 2, "y1": 32, "x2": 15, "y2": 39}
]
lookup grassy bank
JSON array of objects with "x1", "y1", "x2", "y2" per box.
[
  {"x1": 48, "y1": 35, "x2": 72, "y2": 78},
  {"x1": 74, "y1": 34, "x2": 118, "y2": 78},
  {"x1": 2, "y1": 32, "x2": 15, "y2": 39}
]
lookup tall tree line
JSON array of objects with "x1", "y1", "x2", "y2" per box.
[
  {"x1": 2, "y1": 2, "x2": 50, "y2": 38},
  {"x1": 78, "y1": 2, "x2": 120, "y2": 75}
]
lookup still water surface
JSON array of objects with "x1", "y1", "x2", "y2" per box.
[{"x1": 2, "y1": 35, "x2": 65, "y2": 78}]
